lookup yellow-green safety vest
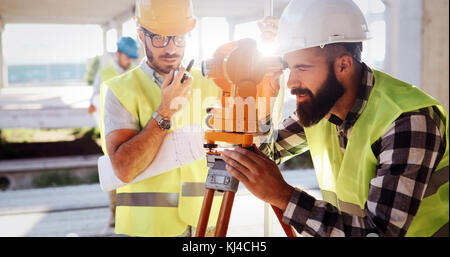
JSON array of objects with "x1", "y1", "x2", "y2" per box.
[
  {"x1": 99, "y1": 60, "x2": 136, "y2": 83},
  {"x1": 99, "y1": 64, "x2": 120, "y2": 83},
  {"x1": 304, "y1": 69, "x2": 449, "y2": 237},
  {"x1": 98, "y1": 62, "x2": 135, "y2": 153},
  {"x1": 97, "y1": 63, "x2": 120, "y2": 153},
  {"x1": 101, "y1": 66, "x2": 224, "y2": 237}
]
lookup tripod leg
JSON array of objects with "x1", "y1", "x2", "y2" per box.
[
  {"x1": 195, "y1": 188, "x2": 215, "y2": 237},
  {"x1": 215, "y1": 191, "x2": 236, "y2": 237},
  {"x1": 271, "y1": 205, "x2": 297, "y2": 237}
]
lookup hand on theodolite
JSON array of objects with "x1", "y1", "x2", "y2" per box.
[
  {"x1": 221, "y1": 145, "x2": 295, "y2": 212},
  {"x1": 256, "y1": 68, "x2": 283, "y2": 120},
  {"x1": 256, "y1": 16, "x2": 283, "y2": 120},
  {"x1": 258, "y1": 16, "x2": 279, "y2": 43}
]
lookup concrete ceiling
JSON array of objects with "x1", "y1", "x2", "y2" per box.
[
  {"x1": 0, "y1": 0, "x2": 290, "y2": 27},
  {"x1": 0, "y1": 0, "x2": 136, "y2": 26}
]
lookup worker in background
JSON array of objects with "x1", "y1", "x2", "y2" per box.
[
  {"x1": 88, "y1": 36, "x2": 138, "y2": 123},
  {"x1": 221, "y1": 0, "x2": 448, "y2": 237},
  {"x1": 100, "y1": 0, "x2": 224, "y2": 237},
  {"x1": 88, "y1": 36, "x2": 138, "y2": 228}
]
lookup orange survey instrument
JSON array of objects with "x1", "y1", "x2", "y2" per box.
[{"x1": 195, "y1": 38, "x2": 296, "y2": 237}]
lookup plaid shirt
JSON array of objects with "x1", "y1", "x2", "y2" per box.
[{"x1": 259, "y1": 63, "x2": 447, "y2": 237}]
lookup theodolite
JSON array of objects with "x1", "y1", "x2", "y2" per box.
[{"x1": 195, "y1": 38, "x2": 296, "y2": 237}]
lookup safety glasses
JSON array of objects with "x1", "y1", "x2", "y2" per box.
[{"x1": 140, "y1": 27, "x2": 186, "y2": 48}]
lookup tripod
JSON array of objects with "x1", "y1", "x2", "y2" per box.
[{"x1": 195, "y1": 131, "x2": 297, "y2": 237}]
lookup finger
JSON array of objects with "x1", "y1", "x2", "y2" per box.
[
  {"x1": 231, "y1": 147, "x2": 267, "y2": 167},
  {"x1": 263, "y1": 16, "x2": 278, "y2": 24},
  {"x1": 235, "y1": 146, "x2": 270, "y2": 163},
  {"x1": 174, "y1": 67, "x2": 187, "y2": 86},
  {"x1": 222, "y1": 154, "x2": 251, "y2": 176},
  {"x1": 226, "y1": 164, "x2": 250, "y2": 184},
  {"x1": 180, "y1": 77, "x2": 193, "y2": 96},
  {"x1": 222, "y1": 148, "x2": 260, "y2": 171},
  {"x1": 181, "y1": 74, "x2": 193, "y2": 86},
  {"x1": 261, "y1": 16, "x2": 278, "y2": 26},
  {"x1": 262, "y1": 27, "x2": 278, "y2": 35},
  {"x1": 161, "y1": 69, "x2": 175, "y2": 88}
]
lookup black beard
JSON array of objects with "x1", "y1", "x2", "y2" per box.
[
  {"x1": 294, "y1": 63, "x2": 345, "y2": 127},
  {"x1": 144, "y1": 39, "x2": 181, "y2": 74}
]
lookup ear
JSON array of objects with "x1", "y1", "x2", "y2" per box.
[
  {"x1": 137, "y1": 29, "x2": 144, "y2": 44},
  {"x1": 334, "y1": 55, "x2": 353, "y2": 75}
]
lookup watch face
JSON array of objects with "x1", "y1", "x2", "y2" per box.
[{"x1": 160, "y1": 119, "x2": 171, "y2": 130}]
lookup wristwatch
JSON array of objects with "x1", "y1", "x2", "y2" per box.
[{"x1": 152, "y1": 112, "x2": 171, "y2": 130}]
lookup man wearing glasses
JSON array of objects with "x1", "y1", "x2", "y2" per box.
[{"x1": 100, "y1": 0, "x2": 223, "y2": 237}]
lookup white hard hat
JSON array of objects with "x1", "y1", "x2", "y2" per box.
[{"x1": 276, "y1": 0, "x2": 371, "y2": 56}]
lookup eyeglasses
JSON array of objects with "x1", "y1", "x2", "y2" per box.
[{"x1": 140, "y1": 27, "x2": 186, "y2": 48}]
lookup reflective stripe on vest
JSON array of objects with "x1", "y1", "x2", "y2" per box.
[
  {"x1": 117, "y1": 192, "x2": 179, "y2": 207},
  {"x1": 321, "y1": 166, "x2": 449, "y2": 218},
  {"x1": 321, "y1": 190, "x2": 366, "y2": 217},
  {"x1": 116, "y1": 182, "x2": 223, "y2": 207}
]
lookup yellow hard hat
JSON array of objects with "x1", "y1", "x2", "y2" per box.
[{"x1": 136, "y1": 0, "x2": 197, "y2": 36}]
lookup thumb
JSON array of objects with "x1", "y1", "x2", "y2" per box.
[{"x1": 161, "y1": 69, "x2": 175, "y2": 89}]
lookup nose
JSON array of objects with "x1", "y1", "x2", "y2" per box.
[
  {"x1": 287, "y1": 71, "x2": 298, "y2": 90},
  {"x1": 164, "y1": 38, "x2": 177, "y2": 55}
]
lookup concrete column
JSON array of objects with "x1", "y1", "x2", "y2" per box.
[
  {"x1": 198, "y1": 17, "x2": 203, "y2": 62},
  {"x1": 263, "y1": 0, "x2": 274, "y2": 238},
  {"x1": 421, "y1": 0, "x2": 449, "y2": 112},
  {"x1": 384, "y1": 0, "x2": 401, "y2": 78},
  {"x1": 384, "y1": 0, "x2": 422, "y2": 86},
  {"x1": 265, "y1": 0, "x2": 274, "y2": 16},
  {"x1": 102, "y1": 26, "x2": 108, "y2": 56},
  {"x1": 0, "y1": 18, "x2": 6, "y2": 88},
  {"x1": 116, "y1": 23, "x2": 123, "y2": 38},
  {"x1": 228, "y1": 21, "x2": 235, "y2": 42}
]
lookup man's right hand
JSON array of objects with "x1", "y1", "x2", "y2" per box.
[
  {"x1": 157, "y1": 67, "x2": 193, "y2": 118},
  {"x1": 88, "y1": 104, "x2": 96, "y2": 114}
]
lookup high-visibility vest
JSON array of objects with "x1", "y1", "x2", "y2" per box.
[
  {"x1": 97, "y1": 63, "x2": 120, "y2": 153},
  {"x1": 99, "y1": 64, "x2": 120, "y2": 83},
  {"x1": 98, "y1": 61, "x2": 136, "y2": 152},
  {"x1": 304, "y1": 69, "x2": 449, "y2": 237},
  {"x1": 101, "y1": 67, "x2": 224, "y2": 237}
]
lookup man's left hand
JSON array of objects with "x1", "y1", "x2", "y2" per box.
[
  {"x1": 221, "y1": 145, "x2": 294, "y2": 211},
  {"x1": 258, "y1": 16, "x2": 279, "y2": 43}
]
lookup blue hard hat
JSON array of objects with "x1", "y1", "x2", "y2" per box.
[{"x1": 117, "y1": 36, "x2": 139, "y2": 59}]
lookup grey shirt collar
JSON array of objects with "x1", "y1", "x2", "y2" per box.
[{"x1": 138, "y1": 58, "x2": 165, "y2": 87}]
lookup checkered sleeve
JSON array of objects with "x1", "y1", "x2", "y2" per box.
[
  {"x1": 258, "y1": 113, "x2": 310, "y2": 165},
  {"x1": 282, "y1": 108, "x2": 446, "y2": 237}
]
